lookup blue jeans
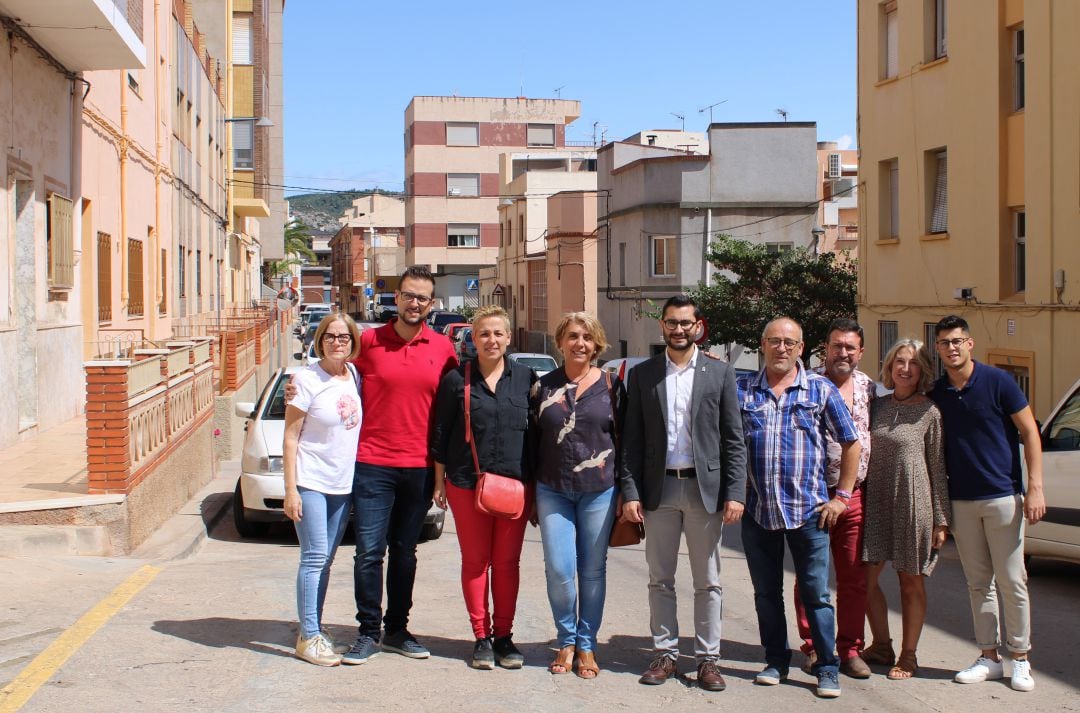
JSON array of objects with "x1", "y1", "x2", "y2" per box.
[
  {"x1": 352, "y1": 462, "x2": 434, "y2": 639},
  {"x1": 742, "y1": 514, "x2": 838, "y2": 675},
  {"x1": 535, "y1": 482, "x2": 617, "y2": 652},
  {"x1": 294, "y1": 487, "x2": 352, "y2": 638}
]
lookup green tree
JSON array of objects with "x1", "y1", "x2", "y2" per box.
[
  {"x1": 284, "y1": 220, "x2": 317, "y2": 263},
  {"x1": 689, "y1": 234, "x2": 857, "y2": 357}
]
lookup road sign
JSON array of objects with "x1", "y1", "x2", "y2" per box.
[
  {"x1": 365, "y1": 287, "x2": 373, "y2": 297},
  {"x1": 465, "y1": 279, "x2": 479, "y2": 292},
  {"x1": 492, "y1": 284, "x2": 504, "y2": 296}
]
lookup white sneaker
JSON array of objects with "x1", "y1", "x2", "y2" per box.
[
  {"x1": 295, "y1": 633, "x2": 343, "y2": 666},
  {"x1": 954, "y1": 656, "x2": 1004, "y2": 684},
  {"x1": 1009, "y1": 658, "x2": 1035, "y2": 692}
]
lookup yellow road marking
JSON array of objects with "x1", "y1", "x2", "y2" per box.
[{"x1": 0, "y1": 564, "x2": 161, "y2": 713}]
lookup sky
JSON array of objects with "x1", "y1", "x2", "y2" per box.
[{"x1": 283, "y1": 0, "x2": 856, "y2": 196}]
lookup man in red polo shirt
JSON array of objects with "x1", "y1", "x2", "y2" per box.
[{"x1": 289, "y1": 266, "x2": 457, "y2": 664}]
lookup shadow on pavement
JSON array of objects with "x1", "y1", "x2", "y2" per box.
[{"x1": 152, "y1": 617, "x2": 297, "y2": 659}]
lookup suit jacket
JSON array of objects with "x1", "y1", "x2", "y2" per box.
[{"x1": 620, "y1": 350, "x2": 747, "y2": 514}]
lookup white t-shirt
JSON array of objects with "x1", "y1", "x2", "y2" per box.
[{"x1": 290, "y1": 362, "x2": 362, "y2": 494}]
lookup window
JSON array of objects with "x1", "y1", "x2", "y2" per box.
[
  {"x1": 923, "y1": 322, "x2": 945, "y2": 378},
  {"x1": 651, "y1": 235, "x2": 676, "y2": 277},
  {"x1": 827, "y1": 153, "x2": 841, "y2": 179},
  {"x1": 529, "y1": 260, "x2": 547, "y2": 331},
  {"x1": 518, "y1": 215, "x2": 524, "y2": 244},
  {"x1": 447, "y1": 224, "x2": 480, "y2": 248},
  {"x1": 446, "y1": 173, "x2": 479, "y2": 197},
  {"x1": 159, "y1": 248, "x2": 167, "y2": 314},
  {"x1": 446, "y1": 122, "x2": 479, "y2": 146},
  {"x1": 765, "y1": 242, "x2": 793, "y2": 254},
  {"x1": 927, "y1": 149, "x2": 948, "y2": 234},
  {"x1": 178, "y1": 245, "x2": 186, "y2": 297},
  {"x1": 880, "y1": 158, "x2": 899, "y2": 239},
  {"x1": 232, "y1": 120, "x2": 253, "y2": 170},
  {"x1": 196, "y1": 249, "x2": 202, "y2": 295},
  {"x1": 46, "y1": 193, "x2": 74, "y2": 289},
  {"x1": 97, "y1": 233, "x2": 111, "y2": 322},
  {"x1": 1014, "y1": 209, "x2": 1026, "y2": 293},
  {"x1": 527, "y1": 123, "x2": 556, "y2": 147},
  {"x1": 882, "y1": 1, "x2": 899, "y2": 79},
  {"x1": 618, "y1": 243, "x2": 626, "y2": 286},
  {"x1": 1044, "y1": 382, "x2": 1080, "y2": 451},
  {"x1": 878, "y1": 320, "x2": 898, "y2": 372},
  {"x1": 232, "y1": 13, "x2": 253, "y2": 64},
  {"x1": 1013, "y1": 27, "x2": 1025, "y2": 111},
  {"x1": 128, "y1": 238, "x2": 144, "y2": 316},
  {"x1": 931, "y1": 0, "x2": 946, "y2": 59}
]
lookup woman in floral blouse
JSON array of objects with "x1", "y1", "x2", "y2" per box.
[{"x1": 530, "y1": 312, "x2": 631, "y2": 679}]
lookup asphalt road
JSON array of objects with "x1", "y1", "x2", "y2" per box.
[{"x1": 3, "y1": 502, "x2": 1079, "y2": 712}]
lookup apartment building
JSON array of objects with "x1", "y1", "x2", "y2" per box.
[
  {"x1": 489, "y1": 151, "x2": 598, "y2": 353},
  {"x1": 301, "y1": 230, "x2": 334, "y2": 305},
  {"x1": 404, "y1": 96, "x2": 583, "y2": 310},
  {"x1": 0, "y1": 0, "x2": 145, "y2": 446},
  {"x1": 222, "y1": 0, "x2": 284, "y2": 303},
  {"x1": 598, "y1": 123, "x2": 819, "y2": 359},
  {"x1": 858, "y1": 0, "x2": 1079, "y2": 418},
  {"x1": 331, "y1": 193, "x2": 405, "y2": 315},
  {"x1": 816, "y1": 142, "x2": 858, "y2": 258}
]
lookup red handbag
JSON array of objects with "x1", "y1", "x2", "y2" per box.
[{"x1": 465, "y1": 362, "x2": 526, "y2": 520}]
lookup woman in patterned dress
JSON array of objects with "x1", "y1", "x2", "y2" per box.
[
  {"x1": 861, "y1": 339, "x2": 951, "y2": 680},
  {"x1": 530, "y1": 312, "x2": 630, "y2": 679}
]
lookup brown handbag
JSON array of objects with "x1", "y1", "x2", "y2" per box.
[
  {"x1": 465, "y1": 362, "x2": 526, "y2": 520},
  {"x1": 604, "y1": 371, "x2": 644, "y2": 547}
]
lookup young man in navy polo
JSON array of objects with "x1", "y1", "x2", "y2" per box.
[{"x1": 929, "y1": 315, "x2": 1045, "y2": 692}]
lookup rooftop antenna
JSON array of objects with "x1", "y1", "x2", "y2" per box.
[
  {"x1": 671, "y1": 112, "x2": 685, "y2": 131},
  {"x1": 698, "y1": 99, "x2": 728, "y2": 125},
  {"x1": 775, "y1": 108, "x2": 789, "y2": 122},
  {"x1": 554, "y1": 85, "x2": 565, "y2": 99}
]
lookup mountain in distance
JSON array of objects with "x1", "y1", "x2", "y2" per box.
[{"x1": 287, "y1": 189, "x2": 403, "y2": 232}]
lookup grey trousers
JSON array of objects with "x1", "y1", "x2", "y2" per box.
[
  {"x1": 951, "y1": 494, "x2": 1031, "y2": 653},
  {"x1": 644, "y1": 476, "x2": 725, "y2": 660}
]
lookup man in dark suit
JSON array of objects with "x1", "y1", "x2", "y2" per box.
[{"x1": 620, "y1": 294, "x2": 747, "y2": 691}]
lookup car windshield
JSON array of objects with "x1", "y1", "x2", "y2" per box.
[
  {"x1": 515, "y1": 356, "x2": 557, "y2": 371},
  {"x1": 263, "y1": 374, "x2": 291, "y2": 420}
]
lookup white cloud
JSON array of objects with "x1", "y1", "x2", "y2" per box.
[{"x1": 835, "y1": 134, "x2": 853, "y2": 150}]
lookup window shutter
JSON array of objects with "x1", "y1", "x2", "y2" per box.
[
  {"x1": 233, "y1": 120, "x2": 253, "y2": 169},
  {"x1": 446, "y1": 173, "x2": 479, "y2": 196},
  {"x1": 527, "y1": 124, "x2": 555, "y2": 146},
  {"x1": 97, "y1": 233, "x2": 112, "y2": 321},
  {"x1": 885, "y1": 7, "x2": 899, "y2": 78},
  {"x1": 232, "y1": 14, "x2": 252, "y2": 64},
  {"x1": 930, "y1": 151, "x2": 948, "y2": 233},
  {"x1": 446, "y1": 122, "x2": 479, "y2": 146},
  {"x1": 47, "y1": 194, "x2": 75, "y2": 289}
]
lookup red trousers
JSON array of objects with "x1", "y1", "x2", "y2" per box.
[
  {"x1": 445, "y1": 481, "x2": 530, "y2": 640},
  {"x1": 794, "y1": 486, "x2": 867, "y2": 661}
]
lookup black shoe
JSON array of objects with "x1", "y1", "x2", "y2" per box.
[
  {"x1": 472, "y1": 637, "x2": 495, "y2": 670},
  {"x1": 492, "y1": 636, "x2": 525, "y2": 669},
  {"x1": 341, "y1": 635, "x2": 379, "y2": 665},
  {"x1": 381, "y1": 629, "x2": 430, "y2": 659}
]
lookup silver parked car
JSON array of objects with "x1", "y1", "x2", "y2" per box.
[
  {"x1": 1026, "y1": 376, "x2": 1080, "y2": 565},
  {"x1": 507, "y1": 352, "x2": 558, "y2": 377}
]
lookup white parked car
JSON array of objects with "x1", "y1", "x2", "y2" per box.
[
  {"x1": 600, "y1": 357, "x2": 649, "y2": 382},
  {"x1": 233, "y1": 366, "x2": 445, "y2": 540},
  {"x1": 507, "y1": 352, "x2": 558, "y2": 377},
  {"x1": 1026, "y1": 376, "x2": 1080, "y2": 565}
]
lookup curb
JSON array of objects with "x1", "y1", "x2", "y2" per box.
[{"x1": 131, "y1": 464, "x2": 239, "y2": 562}]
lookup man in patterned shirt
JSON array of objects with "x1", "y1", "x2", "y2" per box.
[
  {"x1": 793, "y1": 318, "x2": 875, "y2": 679},
  {"x1": 737, "y1": 317, "x2": 861, "y2": 699}
]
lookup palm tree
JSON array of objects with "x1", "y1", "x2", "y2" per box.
[{"x1": 284, "y1": 220, "x2": 317, "y2": 263}]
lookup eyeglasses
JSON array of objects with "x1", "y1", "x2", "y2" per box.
[
  {"x1": 936, "y1": 337, "x2": 970, "y2": 348},
  {"x1": 662, "y1": 319, "x2": 698, "y2": 330},
  {"x1": 322, "y1": 333, "x2": 353, "y2": 344},
  {"x1": 398, "y1": 291, "x2": 432, "y2": 306},
  {"x1": 765, "y1": 337, "x2": 802, "y2": 349}
]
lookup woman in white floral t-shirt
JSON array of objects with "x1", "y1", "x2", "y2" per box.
[{"x1": 283, "y1": 312, "x2": 362, "y2": 666}]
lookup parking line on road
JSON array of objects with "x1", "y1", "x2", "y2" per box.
[{"x1": 0, "y1": 564, "x2": 160, "y2": 713}]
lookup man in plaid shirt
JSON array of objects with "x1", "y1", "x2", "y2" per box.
[{"x1": 736, "y1": 317, "x2": 861, "y2": 699}]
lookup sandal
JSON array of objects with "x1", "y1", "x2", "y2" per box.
[
  {"x1": 887, "y1": 650, "x2": 918, "y2": 680},
  {"x1": 549, "y1": 645, "x2": 575, "y2": 674},
  {"x1": 575, "y1": 650, "x2": 600, "y2": 679},
  {"x1": 862, "y1": 639, "x2": 896, "y2": 666}
]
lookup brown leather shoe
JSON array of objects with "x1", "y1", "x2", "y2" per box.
[
  {"x1": 639, "y1": 655, "x2": 678, "y2": 685},
  {"x1": 841, "y1": 655, "x2": 872, "y2": 679},
  {"x1": 697, "y1": 660, "x2": 727, "y2": 692}
]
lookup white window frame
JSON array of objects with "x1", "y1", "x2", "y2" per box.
[
  {"x1": 650, "y1": 235, "x2": 677, "y2": 277},
  {"x1": 446, "y1": 173, "x2": 479, "y2": 197},
  {"x1": 527, "y1": 123, "x2": 556, "y2": 147},
  {"x1": 446, "y1": 122, "x2": 479, "y2": 146},
  {"x1": 447, "y1": 223, "x2": 480, "y2": 248},
  {"x1": 827, "y1": 153, "x2": 841, "y2": 179}
]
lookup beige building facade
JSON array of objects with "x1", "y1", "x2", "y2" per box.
[
  {"x1": 857, "y1": 0, "x2": 1079, "y2": 418},
  {"x1": 333, "y1": 193, "x2": 405, "y2": 315},
  {"x1": 404, "y1": 96, "x2": 582, "y2": 310}
]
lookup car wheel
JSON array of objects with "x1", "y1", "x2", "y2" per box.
[{"x1": 233, "y1": 480, "x2": 269, "y2": 538}]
